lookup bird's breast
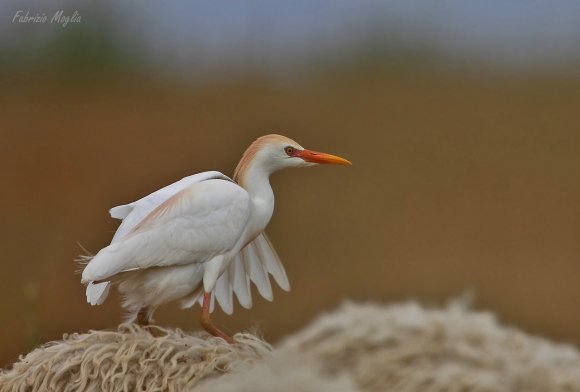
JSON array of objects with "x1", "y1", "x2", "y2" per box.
[{"x1": 242, "y1": 196, "x2": 274, "y2": 246}]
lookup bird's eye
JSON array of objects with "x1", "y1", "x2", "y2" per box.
[{"x1": 284, "y1": 146, "x2": 295, "y2": 156}]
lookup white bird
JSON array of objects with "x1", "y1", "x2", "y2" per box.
[{"x1": 81, "y1": 134, "x2": 350, "y2": 342}]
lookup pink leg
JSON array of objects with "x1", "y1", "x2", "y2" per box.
[{"x1": 200, "y1": 292, "x2": 234, "y2": 344}]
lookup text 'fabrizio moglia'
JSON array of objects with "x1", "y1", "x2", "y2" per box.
[{"x1": 12, "y1": 10, "x2": 82, "y2": 28}]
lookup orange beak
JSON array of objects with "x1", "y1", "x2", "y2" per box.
[{"x1": 296, "y1": 149, "x2": 352, "y2": 165}]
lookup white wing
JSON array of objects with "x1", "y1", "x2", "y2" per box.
[
  {"x1": 180, "y1": 232, "x2": 290, "y2": 314},
  {"x1": 85, "y1": 171, "x2": 230, "y2": 305},
  {"x1": 82, "y1": 178, "x2": 251, "y2": 282},
  {"x1": 110, "y1": 171, "x2": 231, "y2": 243}
]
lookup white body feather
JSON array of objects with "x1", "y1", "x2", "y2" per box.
[{"x1": 82, "y1": 170, "x2": 290, "y2": 317}]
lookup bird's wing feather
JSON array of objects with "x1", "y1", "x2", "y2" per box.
[
  {"x1": 231, "y1": 252, "x2": 252, "y2": 309},
  {"x1": 214, "y1": 268, "x2": 233, "y2": 315},
  {"x1": 110, "y1": 171, "x2": 231, "y2": 243},
  {"x1": 252, "y1": 233, "x2": 290, "y2": 291},
  {"x1": 243, "y1": 241, "x2": 273, "y2": 301},
  {"x1": 84, "y1": 172, "x2": 232, "y2": 305},
  {"x1": 82, "y1": 179, "x2": 251, "y2": 283},
  {"x1": 86, "y1": 171, "x2": 232, "y2": 305},
  {"x1": 182, "y1": 232, "x2": 290, "y2": 314}
]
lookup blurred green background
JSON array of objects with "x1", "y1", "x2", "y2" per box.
[{"x1": 2, "y1": 1, "x2": 580, "y2": 366}]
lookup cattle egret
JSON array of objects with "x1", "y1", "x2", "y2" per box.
[{"x1": 81, "y1": 134, "x2": 351, "y2": 343}]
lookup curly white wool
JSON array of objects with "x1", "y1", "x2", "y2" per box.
[{"x1": 3, "y1": 300, "x2": 580, "y2": 392}]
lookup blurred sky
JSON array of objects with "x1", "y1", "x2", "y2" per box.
[{"x1": 1, "y1": 0, "x2": 580, "y2": 76}]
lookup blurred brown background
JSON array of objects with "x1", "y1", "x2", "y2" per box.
[{"x1": 2, "y1": 1, "x2": 580, "y2": 366}]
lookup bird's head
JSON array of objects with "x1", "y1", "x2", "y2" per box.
[{"x1": 234, "y1": 134, "x2": 351, "y2": 185}]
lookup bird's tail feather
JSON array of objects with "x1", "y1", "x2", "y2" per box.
[{"x1": 86, "y1": 281, "x2": 111, "y2": 305}]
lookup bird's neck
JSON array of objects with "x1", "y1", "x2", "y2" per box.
[
  {"x1": 240, "y1": 164, "x2": 274, "y2": 204},
  {"x1": 237, "y1": 163, "x2": 275, "y2": 233}
]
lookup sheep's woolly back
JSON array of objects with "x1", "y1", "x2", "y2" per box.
[
  {"x1": 3, "y1": 300, "x2": 580, "y2": 392},
  {"x1": 0, "y1": 324, "x2": 270, "y2": 392},
  {"x1": 195, "y1": 354, "x2": 358, "y2": 392},
  {"x1": 276, "y1": 299, "x2": 580, "y2": 392}
]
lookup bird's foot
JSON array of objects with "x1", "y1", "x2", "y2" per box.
[{"x1": 200, "y1": 314, "x2": 235, "y2": 344}]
